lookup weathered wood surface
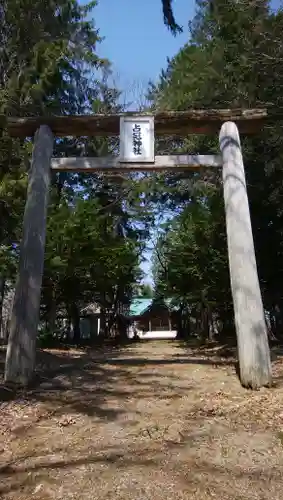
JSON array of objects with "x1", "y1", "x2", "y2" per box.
[
  {"x1": 51, "y1": 154, "x2": 223, "y2": 172},
  {"x1": 2, "y1": 109, "x2": 267, "y2": 138},
  {"x1": 5, "y1": 125, "x2": 53, "y2": 385},
  {"x1": 219, "y1": 121, "x2": 272, "y2": 389}
]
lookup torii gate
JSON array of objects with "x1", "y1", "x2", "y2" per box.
[{"x1": 2, "y1": 109, "x2": 272, "y2": 388}]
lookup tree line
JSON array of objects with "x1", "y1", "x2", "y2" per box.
[
  {"x1": 0, "y1": 0, "x2": 153, "y2": 346},
  {"x1": 1, "y1": 0, "x2": 283, "y2": 388},
  {"x1": 149, "y1": 0, "x2": 283, "y2": 346}
]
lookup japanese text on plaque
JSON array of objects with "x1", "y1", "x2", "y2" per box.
[{"x1": 132, "y1": 124, "x2": 142, "y2": 155}]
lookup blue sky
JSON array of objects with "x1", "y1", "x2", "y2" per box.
[
  {"x1": 94, "y1": 0, "x2": 194, "y2": 78},
  {"x1": 93, "y1": 0, "x2": 280, "y2": 90},
  {"x1": 93, "y1": 0, "x2": 195, "y2": 107}
]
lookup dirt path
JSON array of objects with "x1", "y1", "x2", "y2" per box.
[{"x1": 1, "y1": 341, "x2": 283, "y2": 499}]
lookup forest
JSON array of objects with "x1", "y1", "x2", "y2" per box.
[
  {"x1": 1, "y1": 2, "x2": 283, "y2": 499},
  {"x1": 1, "y1": 0, "x2": 283, "y2": 347}
]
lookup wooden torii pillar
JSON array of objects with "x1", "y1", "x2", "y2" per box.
[
  {"x1": 219, "y1": 122, "x2": 271, "y2": 388},
  {"x1": 2, "y1": 109, "x2": 272, "y2": 388},
  {"x1": 5, "y1": 126, "x2": 53, "y2": 385}
]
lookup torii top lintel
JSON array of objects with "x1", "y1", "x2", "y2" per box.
[{"x1": 0, "y1": 109, "x2": 269, "y2": 138}]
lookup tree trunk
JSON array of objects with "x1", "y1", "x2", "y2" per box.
[
  {"x1": 269, "y1": 309, "x2": 276, "y2": 337},
  {"x1": 99, "y1": 307, "x2": 108, "y2": 339},
  {"x1": 0, "y1": 276, "x2": 5, "y2": 341},
  {"x1": 208, "y1": 309, "x2": 215, "y2": 341},
  {"x1": 71, "y1": 303, "x2": 81, "y2": 344},
  {"x1": 48, "y1": 297, "x2": 57, "y2": 333},
  {"x1": 65, "y1": 313, "x2": 72, "y2": 343},
  {"x1": 176, "y1": 310, "x2": 185, "y2": 339},
  {"x1": 220, "y1": 121, "x2": 271, "y2": 389},
  {"x1": 273, "y1": 304, "x2": 283, "y2": 337},
  {"x1": 116, "y1": 315, "x2": 128, "y2": 342},
  {"x1": 200, "y1": 303, "x2": 210, "y2": 341},
  {"x1": 5, "y1": 125, "x2": 53, "y2": 386}
]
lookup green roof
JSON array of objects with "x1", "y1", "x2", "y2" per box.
[
  {"x1": 128, "y1": 297, "x2": 179, "y2": 317},
  {"x1": 129, "y1": 298, "x2": 152, "y2": 316}
]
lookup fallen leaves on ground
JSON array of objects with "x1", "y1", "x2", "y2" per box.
[{"x1": 0, "y1": 341, "x2": 283, "y2": 500}]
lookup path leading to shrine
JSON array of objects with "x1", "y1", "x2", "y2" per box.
[{"x1": 1, "y1": 340, "x2": 283, "y2": 499}]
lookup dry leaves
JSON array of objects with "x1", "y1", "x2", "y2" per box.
[{"x1": 1, "y1": 342, "x2": 283, "y2": 500}]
